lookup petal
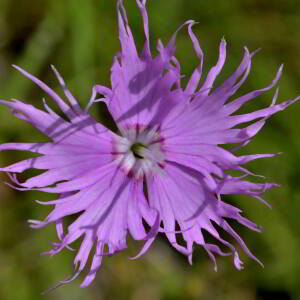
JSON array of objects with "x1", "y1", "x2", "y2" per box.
[
  {"x1": 50, "y1": 65, "x2": 84, "y2": 115},
  {"x1": 184, "y1": 22, "x2": 204, "y2": 96},
  {"x1": 117, "y1": 0, "x2": 138, "y2": 60},
  {"x1": 197, "y1": 37, "x2": 226, "y2": 98},
  {"x1": 222, "y1": 65, "x2": 283, "y2": 115},
  {"x1": 127, "y1": 182, "x2": 147, "y2": 240},
  {"x1": 136, "y1": 0, "x2": 151, "y2": 59},
  {"x1": 80, "y1": 243, "x2": 104, "y2": 288},
  {"x1": 159, "y1": 164, "x2": 262, "y2": 267},
  {"x1": 13, "y1": 65, "x2": 76, "y2": 121}
]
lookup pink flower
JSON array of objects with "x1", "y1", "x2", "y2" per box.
[{"x1": 0, "y1": 0, "x2": 298, "y2": 288}]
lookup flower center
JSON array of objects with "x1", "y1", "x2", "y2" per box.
[
  {"x1": 113, "y1": 125, "x2": 165, "y2": 180},
  {"x1": 130, "y1": 143, "x2": 147, "y2": 159}
]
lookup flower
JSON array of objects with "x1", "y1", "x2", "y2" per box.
[{"x1": 0, "y1": 0, "x2": 298, "y2": 289}]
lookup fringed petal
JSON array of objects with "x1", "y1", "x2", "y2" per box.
[
  {"x1": 197, "y1": 38, "x2": 227, "y2": 98},
  {"x1": 13, "y1": 65, "x2": 76, "y2": 121},
  {"x1": 184, "y1": 22, "x2": 204, "y2": 96}
]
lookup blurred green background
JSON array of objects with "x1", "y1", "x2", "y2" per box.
[{"x1": 0, "y1": 0, "x2": 300, "y2": 299}]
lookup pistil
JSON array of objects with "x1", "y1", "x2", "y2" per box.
[{"x1": 131, "y1": 143, "x2": 148, "y2": 159}]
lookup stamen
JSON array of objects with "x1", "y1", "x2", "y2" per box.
[{"x1": 131, "y1": 143, "x2": 147, "y2": 159}]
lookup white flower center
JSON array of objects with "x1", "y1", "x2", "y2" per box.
[{"x1": 113, "y1": 125, "x2": 165, "y2": 180}]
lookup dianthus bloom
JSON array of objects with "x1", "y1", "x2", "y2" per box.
[{"x1": 0, "y1": 0, "x2": 298, "y2": 288}]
